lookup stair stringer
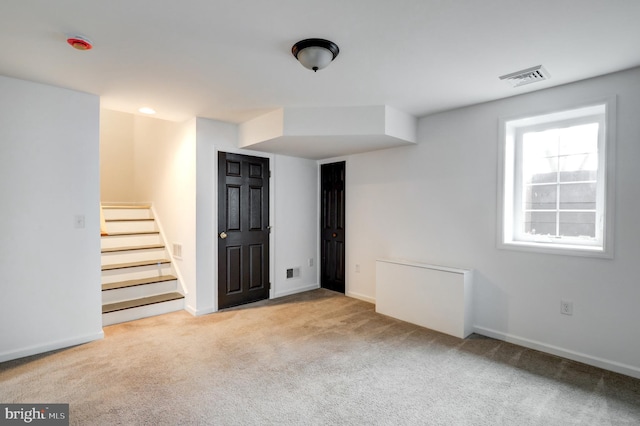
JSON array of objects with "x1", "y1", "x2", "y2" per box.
[{"x1": 150, "y1": 204, "x2": 189, "y2": 298}]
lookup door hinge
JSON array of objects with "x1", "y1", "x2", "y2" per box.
[
  {"x1": 268, "y1": 282, "x2": 271, "y2": 290},
  {"x1": 269, "y1": 170, "x2": 272, "y2": 178}
]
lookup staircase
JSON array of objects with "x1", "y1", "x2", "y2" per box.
[{"x1": 101, "y1": 204, "x2": 184, "y2": 326}]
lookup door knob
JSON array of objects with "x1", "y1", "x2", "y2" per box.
[{"x1": 219, "y1": 232, "x2": 228, "y2": 239}]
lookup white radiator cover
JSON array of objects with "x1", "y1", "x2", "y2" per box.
[{"x1": 375, "y1": 259, "x2": 473, "y2": 339}]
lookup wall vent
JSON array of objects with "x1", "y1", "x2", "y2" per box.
[
  {"x1": 172, "y1": 243, "x2": 183, "y2": 259},
  {"x1": 286, "y1": 267, "x2": 300, "y2": 279},
  {"x1": 499, "y1": 65, "x2": 550, "y2": 87}
]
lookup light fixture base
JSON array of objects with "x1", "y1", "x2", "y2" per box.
[{"x1": 292, "y1": 38, "x2": 339, "y2": 72}]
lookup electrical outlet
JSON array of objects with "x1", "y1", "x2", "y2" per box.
[
  {"x1": 308, "y1": 258, "x2": 314, "y2": 267},
  {"x1": 560, "y1": 300, "x2": 573, "y2": 316},
  {"x1": 355, "y1": 264, "x2": 360, "y2": 273}
]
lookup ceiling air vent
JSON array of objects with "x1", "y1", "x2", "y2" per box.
[{"x1": 499, "y1": 65, "x2": 550, "y2": 87}]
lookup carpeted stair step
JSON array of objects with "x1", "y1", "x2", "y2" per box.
[
  {"x1": 101, "y1": 244, "x2": 165, "y2": 253},
  {"x1": 102, "y1": 259, "x2": 171, "y2": 271},
  {"x1": 102, "y1": 292, "x2": 184, "y2": 314},
  {"x1": 101, "y1": 205, "x2": 153, "y2": 221},
  {"x1": 103, "y1": 217, "x2": 157, "y2": 234},
  {"x1": 105, "y1": 218, "x2": 154, "y2": 222},
  {"x1": 102, "y1": 275, "x2": 177, "y2": 291},
  {"x1": 102, "y1": 204, "x2": 151, "y2": 209},
  {"x1": 100, "y1": 233, "x2": 162, "y2": 250},
  {"x1": 102, "y1": 231, "x2": 160, "y2": 237}
]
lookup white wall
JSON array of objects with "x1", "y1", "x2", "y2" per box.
[
  {"x1": 98, "y1": 114, "x2": 319, "y2": 315},
  {"x1": 196, "y1": 118, "x2": 319, "y2": 313},
  {"x1": 133, "y1": 116, "x2": 197, "y2": 309},
  {"x1": 0, "y1": 75, "x2": 103, "y2": 362},
  {"x1": 346, "y1": 67, "x2": 640, "y2": 378},
  {"x1": 194, "y1": 118, "x2": 237, "y2": 315},
  {"x1": 273, "y1": 154, "x2": 319, "y2": 297},
  {"x1": 100, "y1": 109, "x2": 136, "y2": 202}
]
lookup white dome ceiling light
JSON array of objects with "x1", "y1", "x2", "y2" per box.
[{"x1": 291, "y1": 38, "x2": 339, "y2": 72}]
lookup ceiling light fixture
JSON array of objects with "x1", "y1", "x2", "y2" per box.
[
  {"x1": 138, "y1": 107, "x2": 156, "y2": 115},
  {"x1": 291, "y1": 38, "x2": 339, "y2": 72},
  {"x1": 66, "y1": 35, "x2": 93, "y2": 51}
]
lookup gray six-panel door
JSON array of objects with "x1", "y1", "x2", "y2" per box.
[{"x1": 218, "y1": 152, "x2": 270, "y2": 309}]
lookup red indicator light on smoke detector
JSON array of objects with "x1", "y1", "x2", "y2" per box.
[{"x1": 67, "y1": 36, "x2": 93, "y2": 51}]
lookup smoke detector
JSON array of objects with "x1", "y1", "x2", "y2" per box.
[
  {"x1": 66, "y1": 35, "x2": 93, "y2": 51},
  {"x1": 499, "y1": 65, "x2": 550, "y2": 87}
]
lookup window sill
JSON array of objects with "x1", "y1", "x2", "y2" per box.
[{"x1": 498, "y1": 240, "x2": 612, "y2": 259}]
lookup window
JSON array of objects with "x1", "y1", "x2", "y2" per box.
[{"x1": 499, "y1": 100, "x2": 615, "y2": 257}]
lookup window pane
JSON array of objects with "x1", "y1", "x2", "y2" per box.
[
  {"x1": 526, "y1": 159, "x2": 558, "y2": 184},
  {"x1": 560, "y1": 169, "x2": 597, "y2": 182},
  {"x1": 559, "y1": 212, "x2": 596, "y2": 238},
  {"x1": 524, "y1": 184, "x2": 557, "y2": 210},
  {"x1": 523, "y1": 131, "x2": 558, "y2": 184},
  {"x1": 523, "y1": 130, "x2": 559, "y2": 158},
  {"x1": 559, "y1": 183, "x2": 596, "y2": 210},
  {"x1": 558, "y1": 123, "x2": 598, "y2": 156},
  {"x1": 559, "y1": 153, "x2": 597, "y2": 181},
  {"x1": 524, "y1": 212, "x2": 556, "y2": 235}
]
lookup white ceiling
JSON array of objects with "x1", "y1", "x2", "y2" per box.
[{"x1": 2, "y1": 1, "x2": 640, "y2": 158}]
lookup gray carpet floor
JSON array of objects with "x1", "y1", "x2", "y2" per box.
[{"x1": 1, "y1": 289, "x2": 639, "y2": 425}]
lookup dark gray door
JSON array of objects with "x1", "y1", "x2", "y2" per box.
[
  {"x1": 218, "y1": 152, "x2": 270, "y2": 309},
  {"x1": 320, "y1": 161, "x2": 345, "y2": 293}
]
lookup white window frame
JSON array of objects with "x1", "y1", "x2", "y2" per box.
[{"x1": 497, "y1": 98, "x2": 616, "y2": 258}]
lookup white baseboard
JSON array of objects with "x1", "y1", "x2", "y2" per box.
[
  {"x1": 190, "y1": 285, "x2": 322, "y2": 313},
  {"x1": 346, "y1": 291, "x2": 375, "y2": 304},
  {"x1": 185, "y1": 304, "x2": 216, "y2": 316},
  {"x1": 273, "y1": 283, "x2": 319, "y2": 299},
  {"x1": 0, "y1": 331, "x2": 104, "y2": 364},
  {"x1": 473, "y1": 325, "x2": 640, "y2": 380}
]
